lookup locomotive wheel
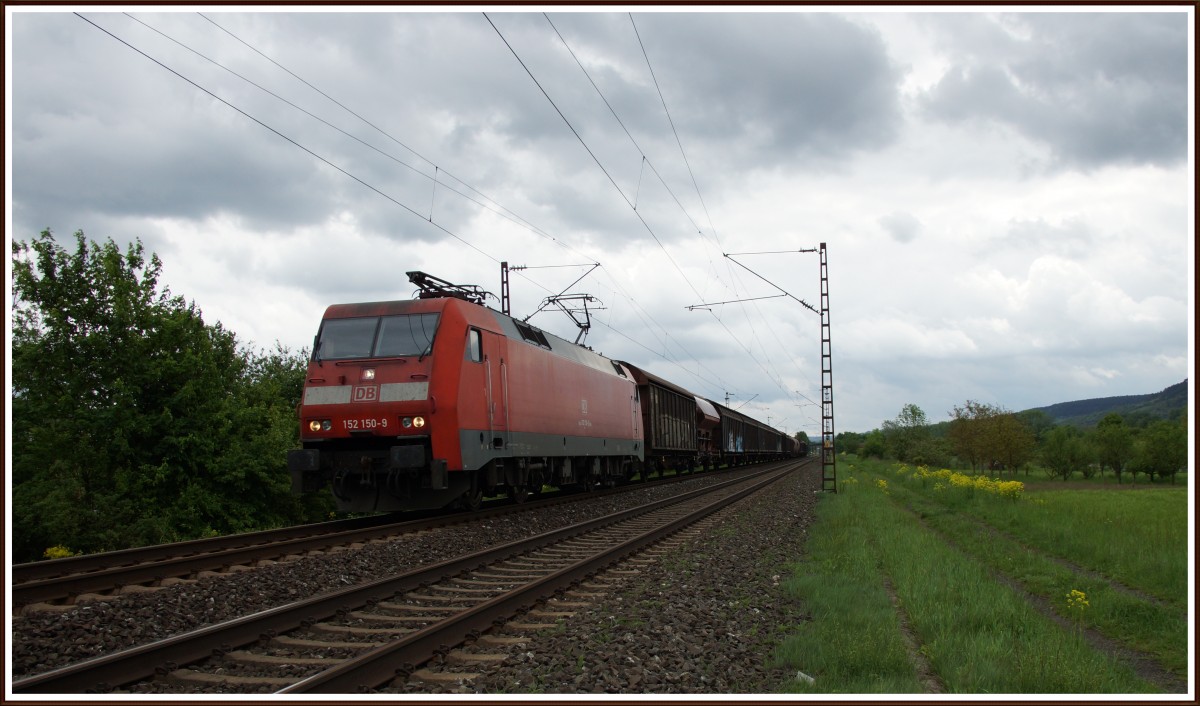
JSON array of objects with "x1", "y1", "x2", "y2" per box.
[
  {"x1": 462, "y1": 487, "x2": 483, "y2": 512},
  {"x1": 507, "y1": 485, "x2": 530, "y2": 504}
]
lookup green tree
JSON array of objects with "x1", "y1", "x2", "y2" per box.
[
  {"x1": 835, "y1": 431, "x2": 865, "y2": 456},
  {"x1": 882, "y1": 403, "x2": 930, "y2": 464},
  {"x1": 949, "y1": 401, "x2": 1035, "y2": 475},
  {"x1": 1130, "y1": 418, "x2": 1187, "y2": 484},
  {"x1": 1016, "y1": 409, "x2": 1056, "y2": 443},
  {"x1": 990, "y1": 412, "x2": 1036, "y2": 476},
  {"x1": 1040, "y1": 425, "x2": 1093, "y2": 481},
  {"x1": 860, "y1": 430, "x2": 886, "y2": 459},
  {"x1": 1093, "y1": 413, "x2": 1134, "y2": 484},
  {"x1": 11, "y1": 230, "x2": 322, "y2": 561},
  {"x1": 948, "y1": 400, "x2": 997, "y2": 472}
]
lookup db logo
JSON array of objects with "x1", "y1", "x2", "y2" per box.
[{"x1": 353, "y1": 385, "x2": 379, "y2": 402}]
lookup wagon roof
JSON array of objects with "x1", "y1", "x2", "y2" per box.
[
  {"x1": 694, "y1": 396, "x2": 720, "y2": 424},
  {"x1": 617, "y1": 361, "x2": 698, "y2": 398}
]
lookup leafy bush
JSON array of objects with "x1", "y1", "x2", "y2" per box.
[{"x1": 11, "y1": 230, "x2": 331, "y2": 561}]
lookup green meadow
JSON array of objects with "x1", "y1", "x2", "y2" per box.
[{"x1": 774, "y1": 456, "x2": 1189, "y2": 694}]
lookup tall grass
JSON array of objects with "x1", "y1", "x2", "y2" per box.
[
  {"x1": 877, "y1": 459, "x2": 1189, "y2": 678},
  {"x1": 888, "y1": 477, "x2": 1188, "y2": 678},
  {"x1": 773, "y1": 473, "x2": 923, "y2": 693},
  {"x1": 967, "y1": 488, "x2": 1186, "y2": 607},
  {"x1": 775, "y1": 461, "x2": 1161, "y2": 693},
  {"x1": 890, "y1": 461, "x2": 1187, "y2": 606}
]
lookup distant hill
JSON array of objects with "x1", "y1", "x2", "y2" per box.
[{"x1": 1025, "y1": 380, "x2": 1188, "y2": 428}]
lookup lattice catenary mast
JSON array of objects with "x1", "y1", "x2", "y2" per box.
[
  {"x1": 688, "y1": 245, "x2": 838, "y2": 492},
  {"x1": 819, "y1": 243, "x2": 836, "y2": 493}
]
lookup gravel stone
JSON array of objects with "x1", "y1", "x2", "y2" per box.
[
  {"x1": 391, "y1": 464, "x2": 821, "y2": 694},
  {"x1": 11, "y1": 472, "x2": 769, "y2": 681}
]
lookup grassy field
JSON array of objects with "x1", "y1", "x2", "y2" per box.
[{"x1": 773, "y1": 456, "x2": 1190, "y2": 694}]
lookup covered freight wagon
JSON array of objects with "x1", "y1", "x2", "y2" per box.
[{"x1": 621, "y1": 362, "x2": 703, "y2": 475}]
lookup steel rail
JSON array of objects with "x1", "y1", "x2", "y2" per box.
[
  {"x1": 12, "y1": 514, "x2": 393, "y2": 584},
  {"x1": 284, "y1": 463, "x2": 797, "y2": 693},
  {"x1": 11, "y1": 463, "x2": 796, "y2": 694},
  {"x1": 12, "y1": 467, "x2": 731, "y2": 607}
]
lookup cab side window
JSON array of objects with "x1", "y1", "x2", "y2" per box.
[{"x1": 466, "y1": 328, "x2": 483, "y2": 363}]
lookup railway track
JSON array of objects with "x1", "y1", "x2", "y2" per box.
[
  {"x1": 11, "y1": 469, "x2": 717, "y2": 612},
  {"x1": 13, "y1": 461, "x2": 801, "y2": 694}
]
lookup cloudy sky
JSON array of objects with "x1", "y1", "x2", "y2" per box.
[{"x1": 6, "y1": 7, "x2": 1194, "y2": 436}]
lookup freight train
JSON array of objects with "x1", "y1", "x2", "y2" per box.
[{"x1": 288, "y1": 272, "x2": 807, "y2": 513}]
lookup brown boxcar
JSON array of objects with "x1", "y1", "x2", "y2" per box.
[{"x1": 620, "y1": 362, "x2": 702, "y2": 475}]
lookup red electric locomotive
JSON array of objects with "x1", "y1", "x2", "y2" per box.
[{"x1": 288, "y1": 272, "x2": 644, "y2": 513}]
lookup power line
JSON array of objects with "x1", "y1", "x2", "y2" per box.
[
  {"x1": 629, "y1": 13, "x2": 718, "y2": 248},
  {"x1": 76, "y1": 13, "x2": 507, "y2": 272},
  {"x1": 202, "y1": 8, "x2": 756, "y2": 397},
  {"x1": 543, "y1": 14, "x2": 710, "y2": 244},
  {"x1": 624, "y1": 13, "x2": 802, "y2": 396},
  {"x1": 123, "y1": 12, "x2": 636, "y2": 315},
  {"x1": 194, "y1": 12, "x2": 569, "y2": 252},
  {"x1": 81, "y1": 12, "x2": 703, "y2": 384},
  {"x1": 621, "y1": 15, "x2": 804, "y2": 392},
  {"x1": 90, "y1": 12, "x2": 798, "y2": 413},
  {"x1": 544, "y1": 12, "x2": 745, "y2": 309},
  {"x1": 192, "y1": 11, "x2": 733, "y2": 381},
  {"x1": 484, "y1": 12, "x2": 705, "y2": 303},
  {"x1": 522, "y1": 13, "x2": 811, "y2": 407}
]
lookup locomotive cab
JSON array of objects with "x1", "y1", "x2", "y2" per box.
[{"x1": 287, "y1": 298, "x2": 467, "y2": 512}]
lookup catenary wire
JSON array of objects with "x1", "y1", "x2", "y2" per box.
[
  {"x1": 625, "y1": 13, "x2": 807, "y2": 405},
  {"x1": 83, "y1": 12, "x2": 724, "y2": 399},
  {"x1": 129, "y1": 12, "x2": 571, "y2": 252},
  {"x1": 88, "y1": 12, "x2": 788, "y2": 420},
  {"x1": 186, "y1": 11, "x2": 741, "y2": 399},
  {"x1": 75, "y1": 13, "x2": 541, "y2": 289},
  {"x1": 484, "y1": 12, "x2": 706, "y2": 304}
]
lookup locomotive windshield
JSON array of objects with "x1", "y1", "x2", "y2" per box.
[{"x1": 315, "y1": 313, "x2": 440, "y2": 360}]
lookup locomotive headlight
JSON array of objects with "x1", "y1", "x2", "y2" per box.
[
  {"x1": 308, "y1": 420, "x2": 322, "y2": 432},
  {"x1": 362, "y1": 368, "x2": 376, "y2": 381},
  {"x1": 402, "y1": 417, "x2": 412, "y2": 428},
  {"x1": 413, "y1": 416, "x2": 426, "y2": 428},
  {"x1": 322, "y1": 420, "x2": 332, "y2": 431}
]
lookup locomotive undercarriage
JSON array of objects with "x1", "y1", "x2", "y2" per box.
[
  {"x1": 292, "y1": 441, "x2": 786, "y2": 514},
  {"x1": 452, "y1": 454, "x2": 642, "y2": 511},
  {"x1": 289, "y1": 437, "x2": 463, "y2": 513},
  {"x1": 290, "y1": 438, "x2": 643, "y2": 513}
]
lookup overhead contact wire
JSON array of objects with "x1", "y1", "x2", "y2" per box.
[
  {"x1": 485, "y1": 12, "x2": 705, "y2": 303},
  {"x1": 76, "y1": 13, "x2": 503, "y2": 269},
  {"x1": 539, "y1": 14, "x2": 785, "y2": 403},
  {"x1": 193, "y1": 12, "x2": 710, "y2": 368},
  {"x1": 197, "y1": 12, "x2": 569, "y2": 251}
]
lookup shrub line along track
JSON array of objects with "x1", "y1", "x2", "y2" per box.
[
  {"x1": 11, "y1": 471, "x2": 714, "y2": 611},
  {"x1": 13, "y1": 461, "x2": 801, "y2": 694}
]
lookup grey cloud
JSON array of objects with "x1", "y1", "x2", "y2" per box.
[
  {"x1": 919, "y1": 12, "x2": 1188, "y2": 170},
  {"x1": 12, "y1": 13, "x2": 372, "y2": 237},
  {"x1": 992, "y1": 218, "x2": 1096, "y2": 259},
  {"x1": 13, "y1": 11, "x2": 906, "y2": 252},
  {"x1": 879, "y1": 211, "x2": 922, "y2": 243},
  {"x1": 629, "y1": 13, "x2": 903, "y2": 169}
]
